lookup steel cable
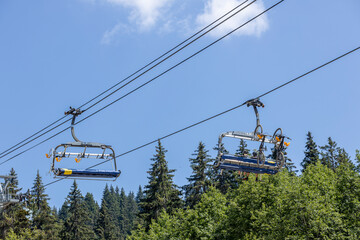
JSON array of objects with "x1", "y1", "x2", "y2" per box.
[
  {"x1": 44, "y1": 45, "x2": 360, "y2": 187},
  {"x1": 0, "y1": 0, "x2": 274, "y2": 165},
  {"x1": 0, "y1": 0, "x2": 252, "y2": 159}
]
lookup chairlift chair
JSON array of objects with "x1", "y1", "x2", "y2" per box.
[
  {"x1": 0, "y1": 175, "x2": 20, "y2": 209},
  {"x1": 46, "y1": 107, "x2": 121, "y2": 181},
  {"x1": 215, "y1": 99, "x2": 290, "y2": 175}
]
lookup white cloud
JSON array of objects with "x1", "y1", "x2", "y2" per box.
[
  {"x1": 99, "y1": 0, "x2": 269, "y2": 44},
  {"x1": 196, "y1": 0, "x2": 269, "y2": 37},
  {"x1": 106, "y1": 0, "x2": 172, "y2": 30},
  {"x1": 101, "y1": 23, "x2": 130, "y2": 45}
]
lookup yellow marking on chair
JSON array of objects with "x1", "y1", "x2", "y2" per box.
[
  {"x1": 63, "y1": 169, "x2": 73, "y2": 175},
  {"x1": 268, "y1": 161, "x2": 275, "y2": 164}
]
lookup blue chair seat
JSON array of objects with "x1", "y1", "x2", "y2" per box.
[
  {"x1": 219, "y1": 155, "x2": 278, "y2": 174},
  {"x1": 55, "y1": 168, "x2": 121, "y2": 178}
]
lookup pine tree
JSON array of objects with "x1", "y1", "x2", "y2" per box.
[
  {"x1": 140, "y1": 140, "x2": 182, "y2": 228},
  {"x1": 96, "y1": 185, "x2": 118, "y2": 240},
  {"x1": 135, "y1": 186, "x2": 144, "y2": 205},
  {"x1": 115, "y1": 186, "x2": 125, "y2": 239},
  {"x1": 84, "y1": 192, "x2": 99, "y2": 231},
  {"x1": 118, "y1": 188, "x2": 129, "y2": 239},
  {"x1": 301, "y1": 131, "x2": 320, "y2": 171},
  {"x1": 31, "y1": 170, "x2": 49, "y2": 212},
  {"x1": 337, "y1": 148, "x2": 354, "y2": 169},
  {"x1": 355, "y1": 150, "x2": 360, "y2": 173},
  {"x1": 52, "y1": 206, "x2": 58, "y2": 218},
  {"x1": 320, "y1": 137, "x2": 339, "y2": 170},
  {"x1": 60, "y1": 181, "x2": 94, "y2": 240},
  {"x1": 126, "y1": 191, "x2": 139, "y2": 236},
  {"x1": 183, "y1": 142, "x2": 211, "y2": 208},
  {"x1": 0, "y1": 168, "x2": 29, "y2": 239},
  {"x1": 8, "y1": 168, "x2": 22, "y2": 196},
  {"x1": 110, "y1": 185, "x2": 121, "y2": 239},
  {"x1": 134, "y1": 186, "x2": 145, "y2": 227},
  {"x1": 284, "y1": 153, "x2": 297, "y2": 174},
  {"x1": 30, "y1": 170, "x2": 60, "y2": 239},
  {"x1": 210, "y1": 142, "x2": 238, "y2": 194},
  {"x1": 235, "y1": 139, "x2": 250, "y2": 157},
  {"x1": 58, "y1": 201, "x2": 69, "y2": 222}
]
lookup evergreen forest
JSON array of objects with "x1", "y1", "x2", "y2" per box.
[{"x1": 1, "y1": 131, "x2": 360, "y2": 239}]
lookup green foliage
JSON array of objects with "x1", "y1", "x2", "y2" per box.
[
  {"x1": 60, "y1": 181, "x2": 95, "y2": 240},
  {"x1": 124, "y1": 190, "x2": 139, "y2": 237},
  {"x1": 136, "y1": 161, "x2": 360, "y2": 239},
  {"x1": 320, "y1": 137, "x2": 339, "y2": 170},
  {"x1": 4, "y1": 134, "x2": 360, "y2": 240},
  {"x1": 118, "y1": 187, "x2": 129, "y2": 239},
  {"x1": 337, "y1": 147, "x2": 354, "y2": 169},
  {"x1": 301, "y1": 131, "x2": 320, "y2": 171},
  {"x1": 58, "y1": 201, "x2": 69, "y2": 222},
  {"x1": 135, "y1": 186, "x2": 144, "y2": 205},
  {"x1": 223, "y1": 165, "x2": 346, "y2": 239},
  {"x1": 94, "y1": 185, "x2": 139, "y2": 240},
  {"x1": 235, "y1": 139, "x2": 250, "y2": 157},
  {"x1": 8, "y1": 168, "x2": 22, "y2": 195},
  {"x1": 30, "y1": 171, "x2": 60, "y2": 239},
  {"x1": 335, "y1": 163, "x2": 360, "y2": 237},
  {"x1": 210, "y1": 142, "x2": 240, "y2": 194},
  {"x1": 84, "y1": 193, "x2": 99, "y2": 230},
  {"x1": 139, "y1": 140, "x2": 182, "y2": 228},
  {"x1": 183, "y1": 142, "x2": 212, "y2": 208},
  {"x1": 130, "y1": 187, "x2": 227, "y2": 240},
  {"x1": 355, "y1": 150, "x2": 360, "y2": 173},
  {"x1": 284, "y1": 155, "x2": 297, "y2": 174},
  {"x1": 5, "y1": 228, "x2": 44, "y2": 240},
  {"x1": 96, "y1": 185, "x2": 118, "y2": 240},
  {"x1": 320, "y1": 137, "x2": 354, "y2": 171},
  {"x1": 0, "y1": 168, "x2": 30, "y2": 239}
]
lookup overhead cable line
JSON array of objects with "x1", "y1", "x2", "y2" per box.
[
  {"x1": 0, "y1": 0, "x2": 274, "y2": 164},
  {"x1": 0, "y1": 127, "x2": 71, "y2": 167},
  {"x1": 0, "y1": 118, "x2": 72, "y2": 160},
  {"x1": 62, "y1": 0, "x2": 284, "y2": 133},
  {"x1": 79, "y1": 0, "x2": 258, "y2": 113},
  {"x1": 43, "y1": 45, "x2": 360, "y2": 188},
  {"x1": 0, "y1": 116, "x2": 70, "y2": 158},
  {"x1": 77, "y1": 0, "x2": 251, "y2": 110},
  {"x1": 0, "y1": 0, "x2": 253, "y2": 159}
]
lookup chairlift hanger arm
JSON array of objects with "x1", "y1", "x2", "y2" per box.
[
  {"x1": 65, "y1": 107, "x2": 84, "y2": 143},
  {"x1": 245, "y1": 98, "x2": 264, "y2": 128}
]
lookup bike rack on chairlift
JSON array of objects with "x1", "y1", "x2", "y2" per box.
[
  {"x1": 46, "y1": 107, "x2": 121, "y2": 181},
  {"x1": 215, "y1": 99, "x2": 291, "y2": 176}
]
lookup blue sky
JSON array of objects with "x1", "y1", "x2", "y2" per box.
[{"x1": 0, "y1": 0, "x2": 359, "y2": 208}]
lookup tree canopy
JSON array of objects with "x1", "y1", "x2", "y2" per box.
[{"x1": 2, "y1": 131, "x2": 360, "y2": 239}]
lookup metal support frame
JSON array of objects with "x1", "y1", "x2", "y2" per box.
[
  {"x1": 65, "y1": 107, "x2": 84, "y2": 143},
  {"x1": 245, "y1": 98, "x2": 264, "y2": 134},
  {"x1": 215, "y1": 99, "x2": 290, "y2": 174},
  {"x1": 47, "y1": 107, "x2": 121, "y2": 181},
  {"x1": 0, "y1": 175, "x2": 20, "y2": 209}
]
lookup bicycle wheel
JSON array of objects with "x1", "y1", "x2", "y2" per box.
[
  {"x1": 276, "y1": 152, "x2": 285, "y2": 169},
  {"x1": 257, "y1": 151, "x2": 266, "y2": 166},
  {"x1": 272, "y1": 128, "x2": 283, "y2": 142}
]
